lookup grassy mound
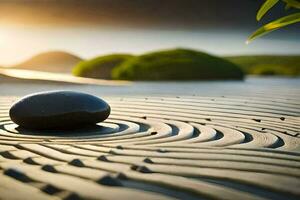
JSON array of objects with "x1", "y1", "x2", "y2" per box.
[
  {"x1": 112, "y1": 49, "x2": 244, "y2": 80},
  {"x1": 73, "y1": 54, "x2": 133, "y2": 79},
  {"x1": 227, "y1": 55, "x2": 300, "y2": 76}
]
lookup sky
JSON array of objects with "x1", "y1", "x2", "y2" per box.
[{"x1": 0, "y1": 0, "x2": 299, "y2": 65}]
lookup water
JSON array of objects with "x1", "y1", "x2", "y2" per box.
[{"x1": 1, "y1": 77, "x2": 299, "y2": 99}]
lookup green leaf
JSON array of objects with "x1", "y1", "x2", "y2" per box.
[
  {"x1": 282, "y1": 0, "x2": 300, "y2": 9},
  {"x1": 248, "y1": 12, "x2": 300, "y2": 43},
  {"x1": 285, "y1": 4, "x2": 291, "y2": 10},
  {"x1": 257, "y1": 0, "x2": 279, "y2": 21}
]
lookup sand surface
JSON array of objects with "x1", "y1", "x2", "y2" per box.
[{"x1": 0, "y1": 76, "x2": 299, "y2": 200}]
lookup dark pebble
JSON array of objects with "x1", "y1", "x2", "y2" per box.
[
  {"x1": 9, "y1": 91, "x2": 110, "y2": 130},
  {"x1": 97, "y1": 175, "x2": 123, "y2": 186}
]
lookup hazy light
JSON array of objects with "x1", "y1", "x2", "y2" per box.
[
  {"x1": 0, "y1": 23, "x2": 299, "y2": 66},
  {"x1": 0, "y1": 68, "x2": 130, "y2": 85},
  {"x1": 0, "y1": 26, "x2": 8, "y2": 45}
]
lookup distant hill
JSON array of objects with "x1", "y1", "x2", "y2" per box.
[
  {"x1": 73, "y1": 49, "x2": 244, "y2": 80},
  {"x1": 226, "y1": 55, "x2": 300, "y2": 76},
  {"x1": 13, "y1": 51, "x2": 83, "y2": 73},
  {"x1": 112, "y1": 49, "x2": 244, "y2": 80},
  {"x1": 73, "y1": 54, "x2": 134, "y2": 79}
]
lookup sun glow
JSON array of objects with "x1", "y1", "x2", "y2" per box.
[
  {"x1": 0, "y1": 23, "x2": 47, "y2": 66},
  {"x1": 0, "y1": 23, "x2": 299, "y2": 67},
  {"x1": 0, "y1": 27, "x2": 7, "y2": 45},
  {"x1": 0, "y1": 25, "x2": 14, "y2": 67}
]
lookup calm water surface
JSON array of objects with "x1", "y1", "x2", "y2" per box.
[{"x1": 1, "y1": 77, "x2": 299, "y2": 100}]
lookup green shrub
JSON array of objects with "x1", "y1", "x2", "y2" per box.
[
  {"x1": 227, "y1": 55, "x2": 300, "y2": 76},
  {"x1": 112, "y1": 49, "x2": 244, "y2": 80},
  {"x1": 73, "y1": 54, "x2": 133, "y2": 79}
]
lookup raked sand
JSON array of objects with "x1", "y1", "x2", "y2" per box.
[{"x1": 0, "y1": 76, "x2": 300, "y2": 200}]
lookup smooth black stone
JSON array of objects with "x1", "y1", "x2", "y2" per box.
[{"x1": 9, "y1": 91, "x2": 110, "y2": 130}]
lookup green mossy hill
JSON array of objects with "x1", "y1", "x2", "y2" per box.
[
  {"x1": 73, "y1": 54, "x2": 134, "y2": 79},
  {"x1": 227, "y1": 55, "x2": 300, "y2": 76},
  {"x1": 112, "y1": 49, "x2": 244, "y2": 80}
]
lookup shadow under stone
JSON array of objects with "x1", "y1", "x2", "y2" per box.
[{"x1": 14, "y1": 124, "x2": 116, "y2": 137}]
